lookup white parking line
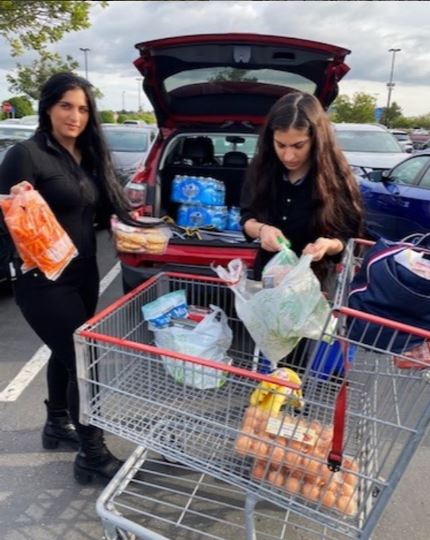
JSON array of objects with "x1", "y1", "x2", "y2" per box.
[{"x1": 0, "y1": 262, "x2": 121, "y2": 402}]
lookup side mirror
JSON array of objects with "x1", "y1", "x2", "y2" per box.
[
  {"x1": 381, "y1": 169, "x2": 392, "y2": 181},
  {"x1": 368, "y1": 170, "x2": 383, "y2": 183}
]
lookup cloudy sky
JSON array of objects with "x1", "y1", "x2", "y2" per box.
[{"x1": 1, "y1": 0, "x2": 430, "y2": 117}]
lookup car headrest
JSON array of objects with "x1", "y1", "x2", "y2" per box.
[
  {"x1": 222, "y1": 151, "x2": 249, "y2": 168},
  {"x1": 182, "y1": 137, "x2": 215, "y2": 163}
]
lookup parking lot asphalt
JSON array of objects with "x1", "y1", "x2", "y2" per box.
[{"x1": 0, "y1": 230, "x2": 429, "y2": 540}]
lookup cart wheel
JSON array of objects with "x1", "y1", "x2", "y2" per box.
[
  {"x1": 104, "y1": 528, "x2": 136, "y2": 540},
  {"x1": 161, "y1": 453, "x2": 182, "y2": 465}
]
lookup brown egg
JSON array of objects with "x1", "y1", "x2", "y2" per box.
[
  {"x1": 285, "y1": 475, "x2": 301, "y2": 494},
  {"x1": 253, "y1": 439, "x2": 269, "y2": 459},
  {"x1": 321, "y1": 488, "x2": 336, "y2": 508},
  {"x1": 289, "y1": 440, "x2": 304, "y2": 452},
  {"x1": 341, "y1": 482, "x2": 354, "y2": 497},
  {"x1": 302, "y1": 482, "x2": 320, "y2": 501},
  {"x1": 271, "y1": 445, "x2": 286, "y2": 464},
  {"x1": 320, "y1": 426, "x2": 334, "y2": 442},
  {"x1": 251, "y1": 460, "x2": 266, "y2": 480},
  {"x1": 306, "y1": 457, "x2": 321, "y2": 477},
  {"x1": 268, "y1": 469, "x2": 285, "y2": 487},
  {"x1": 344, "y1": 472, "x2": 358, "y2": 487},
  {"x1": 235, "y1": 434, "x2": 253, "y2": 455},
  {"x1": 337, "y1": 495, "x2": 358, "y2": 516},
  {"x1": 284, "y1": 451, "x2": 301, "y2": 469}
]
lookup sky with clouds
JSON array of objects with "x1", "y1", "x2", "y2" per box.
[{"x1": 1, "y1": 0, "x2": 430, "y2": 117}]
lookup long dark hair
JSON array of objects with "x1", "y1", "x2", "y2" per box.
[
  {"x1": 248, "y1": 91, "x2": 363, "y2": 240},
  {"x1": 38, "y1": 72, "x2": 129, "y2": 214}
]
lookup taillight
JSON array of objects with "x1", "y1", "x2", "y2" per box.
[{"x1": 125, "y1": 181, "x2": 147, "y2": 208}]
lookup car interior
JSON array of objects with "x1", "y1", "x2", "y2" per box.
[{"x1": 159, "y1": 134, "x2": 253, "y2": 218}]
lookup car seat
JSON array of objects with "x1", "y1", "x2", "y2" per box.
[
  {"x1": 181, "y1": 137, "x2": 217, "y2": 166},
  {"x1": 222, "y1": 151, "x2": 249, "y2": 168}
]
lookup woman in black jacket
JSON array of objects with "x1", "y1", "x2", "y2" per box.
[
  {"x1": 241, "y1": 91, "x2": 363, "y2": 290},
  {"x1": 0, "y1": 72, "x2": 128, "y2": 484}
]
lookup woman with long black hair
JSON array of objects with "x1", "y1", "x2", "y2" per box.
[
  {"x1": 0, "y1": 72, "x2": 129, "y2": 483},
  {"x1": 241, "y1": 91, "x2": 363, "y2": 291}
]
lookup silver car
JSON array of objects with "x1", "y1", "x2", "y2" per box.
[{"x1": 333, "y1": 123, "x2": 410, "y2": 176}]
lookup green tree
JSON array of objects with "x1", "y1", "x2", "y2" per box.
[
  {"x1": 99, "y1": 110, "x2": 115, "y2": 123},
  {"x1": 8, "y1": 96, "x2": 33, "y2": 118},
  {"x1": 0, "y1": 0, "x2": 107, "y2": 56},
  {"x1": 210, "y1": 68, "x2": 258, "y2": 83},
  {"x1": 7, "y1": 51, "x2": 103, "y2": 101},
  {"x1": 7, "y1": 52, "x2": 79, "y2": 100},
  {"x1": 381, "y1": 102, "x2": 403, "y2": 128},
  {"x1": 330, "y1": 92, "x2": 377, "y2": 123}
]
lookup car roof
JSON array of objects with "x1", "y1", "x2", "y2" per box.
[
  {"x1": 333, "y1": 123, "x2": 388, "y2": 132},
  {"x1": 134, "y1": 32, "x2": 351, "y2": 128}
]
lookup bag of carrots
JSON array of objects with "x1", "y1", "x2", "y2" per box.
[{"x1": 0, "y1": 187, "x2": 77, "y2": 280}]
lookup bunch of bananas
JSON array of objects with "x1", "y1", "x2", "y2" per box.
[{"x1": 250, "y1": 367, "x2": 304, "y2": 415}]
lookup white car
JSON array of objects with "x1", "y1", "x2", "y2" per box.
[
  {"x1": 389, "y1": 129, "x2": 413, "y2": 153},
  {"x1": 333, "y1": 123, "x2": 410, "y2": 176}
]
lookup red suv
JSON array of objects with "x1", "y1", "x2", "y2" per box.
[{"x1": 120, "y1": 33, "x2": 350, "y2": 291}]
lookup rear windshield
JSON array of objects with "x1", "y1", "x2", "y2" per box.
[
  {"x1": 335, "y1": 130, "x2": 402, "y2": 153},
  {"x1": 103, "y1": 129, "x2": 149, "y2": 152},
  {"x1": 164, "y1": 67, "x2": 316, "y2": 95}
]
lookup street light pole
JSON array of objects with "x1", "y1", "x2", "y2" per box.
[
  {"x1": 79, "y1": 47, "x2": 90, "y2": 80},
  {"x1": 136, "y1": 78, "x2": 142, "y2": 112},
  {"x1": 385, "y1": 48, "x2": 401, "y2": 116},
  {"x1": 122, "y1": 90, "x2": 126, "y2": 111}
]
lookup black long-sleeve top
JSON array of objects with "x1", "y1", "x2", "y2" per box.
[
  {"x1": 240, "y1": 170, "x2": 349, "y2": 284},
  {"x1": 0, "y1": 131, "x2": 109, "y2": 259}
]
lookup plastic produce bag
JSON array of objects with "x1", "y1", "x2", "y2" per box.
[
  {"x1": 153, "y1": 306, "x2": 233, "y2": 389},
  {"x1": 213, "y1": 256, "x2": 331, "y2": 364},
  {"x1": 0, "y1": 189, "x2": 77, "y2": 280}
]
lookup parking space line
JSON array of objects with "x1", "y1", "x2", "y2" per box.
[{"x1": 0, "y1": 262, "x2": 121, "y2": 402}]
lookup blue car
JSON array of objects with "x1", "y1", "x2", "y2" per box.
[{"x1": 356, "y1": 152, "x2": 430, "y2": 241}]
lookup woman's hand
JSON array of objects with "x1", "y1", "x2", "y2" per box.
[
  {"x1": 302, "y1": 237, "x2": 344, "y2": 261},
  {"x1": 10, "y1": 180, "x2": 33, "y2": 196},
  {"x1": 259, "y1": 224, "x2": 287, "y2": 252}
]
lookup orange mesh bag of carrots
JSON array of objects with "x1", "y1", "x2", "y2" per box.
[{"x1": 0, "y1": 188, "x2": 77, "y2": 280}]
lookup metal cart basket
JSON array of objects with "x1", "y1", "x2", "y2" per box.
[{"x1": 75, "y1": 239, "x2": 430, "y2": 539}]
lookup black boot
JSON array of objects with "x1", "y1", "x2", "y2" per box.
[
  {"x1": 73, "y1": 430, "x2": 123, "y2": 485},
  {"x1": 42, "y1": 400, "x2": 79, "y2": 450}
]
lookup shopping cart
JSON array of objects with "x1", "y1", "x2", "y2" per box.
[{"x1": 75, "y1": 239, "x2": 430, "y2": 539}]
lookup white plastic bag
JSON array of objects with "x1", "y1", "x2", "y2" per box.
[
  {"x1": 213, "y1": 256, "x2": 331, "y2": 364},
  {"x1": 154, "y1": 306, "x2": 233, "y2": 389}
]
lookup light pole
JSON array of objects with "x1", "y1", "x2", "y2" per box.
[
  {"x1": 385, "y1": 48, "x2": 401, "y2": 118},
  {"x1": 79, "y1": 47, "x2": 90, "y2": 80},
  {"x1": 122, "y1": 90, "x2": 126, "y2": 112},
  {"x1": 136, "y1": 78, "x2": 142, "y2": 112}
]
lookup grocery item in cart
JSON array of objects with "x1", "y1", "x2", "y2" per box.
[
  {"x1": 249, "y1": 367, "x2": 304, "y2": 413},
  {"x1": 213, "y1": 256, "x2": 331, "y2": 363},
  {"x1": 153, "y1": 305, "x2": 233, "y2": 389},
  {"x1": 111, "y1": 215, "x2": 172, "y2": 254},
  {"x1": 0, "y1": 188, "x2": 77, "y2": 280},
  {"x1": 141, "y1": 289, "x2": 188, "y2": 329},
  {"x1": 236, "y1": 405, "x2": 359, "y2": 516}
]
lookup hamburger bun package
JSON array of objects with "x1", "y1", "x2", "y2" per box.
[{"x1": 111, "y1": 215, "x2": 172, "y2": 255}]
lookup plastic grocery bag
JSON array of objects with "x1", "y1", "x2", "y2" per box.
[
  {"x1": 0, "y1": 188, "x2": 77, "y2": 280},
  {"x1": 213, "y1": 256, "x2": 331, "y2": 364},
  {"x1": 153, "y1": 306, "x2": 233, "y2": 389}
]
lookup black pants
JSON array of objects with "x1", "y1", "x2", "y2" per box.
[{"x1": 14, "y1": 256, "x2": 100, "y2": 439}]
